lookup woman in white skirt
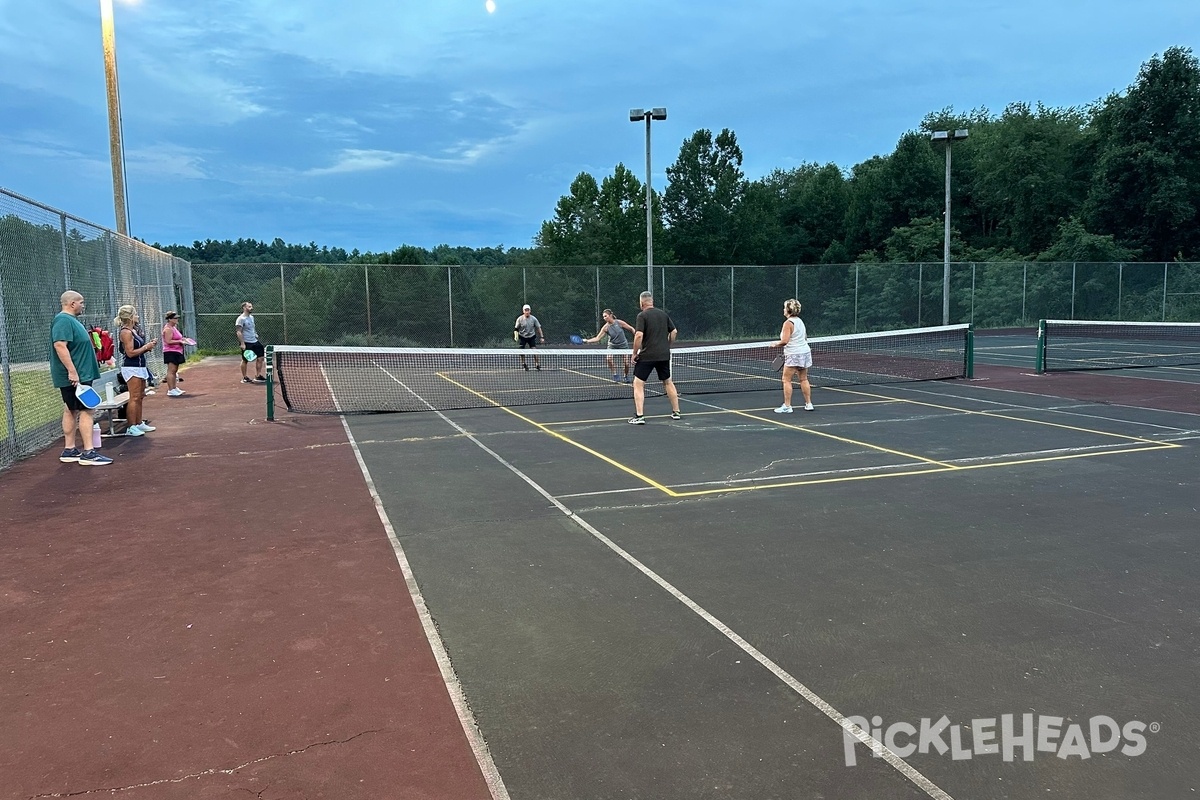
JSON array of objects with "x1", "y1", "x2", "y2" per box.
[
  {"x1": 115, "y1": 305, "x2": 158, "y2": 436},
  {"x1": 773, "y1": 298, "x2": 814, "y2": 413}
]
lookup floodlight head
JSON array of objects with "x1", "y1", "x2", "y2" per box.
[
  {"x1": 930, "y1": 130, "x2": 949, "y2": 141},
  {"x1": 953, "y1": 129, "x2": 970, "y2": 139},
  {"x1": 650, "y1": 107, "x2": 667, "y2": 120},
  {"x1": 629, "y1": 108, "x2": 645, "y2": 122}
]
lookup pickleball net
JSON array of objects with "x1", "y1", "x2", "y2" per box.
[
  {"x1": 271, "y1": 324, "x2": 973, "y2": 415},
  {"x1": 1036, "y1": 320, "x2": 1200, "y2": 373}
]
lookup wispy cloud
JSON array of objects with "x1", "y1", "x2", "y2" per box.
[{"x1": 127, "y1": 144, "x2": 210, "y2": 181}]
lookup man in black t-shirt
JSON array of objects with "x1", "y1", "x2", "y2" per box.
[{"x1": 629, "y1": 291, "x2": 681, "y2": 425}]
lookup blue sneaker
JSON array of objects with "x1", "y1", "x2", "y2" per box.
[
  {"x1": 59, "y1": 447, "x2": 82, "y2": 463},
  {"x1": 612, "y1": 373, "x2": 621, "y2": 382},
  {"x1": 78, "y1": 450, "x2": 113, "y2": 466}
]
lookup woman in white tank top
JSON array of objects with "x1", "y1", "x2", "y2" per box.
[{"x1": 773, "y1": 298, "x2": 813, "y2": 413}]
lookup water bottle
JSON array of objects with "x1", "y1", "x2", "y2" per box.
[
  {"x1": 92, "y1": 422, "x2": 102, "y2": 449},
  {"x1": 105, "y1": 383, "x2": 115, "y2": 402}
]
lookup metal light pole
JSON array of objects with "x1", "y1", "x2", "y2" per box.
[
  {"x1": 100, "y1": 0, "x2": 130, "y2": 236},
  {"x1": 630, "y1": 107, "x2": 667, "y2": 293},
  {"x1": 931, "y1": 128, "x2": 968, "y2": 325}
]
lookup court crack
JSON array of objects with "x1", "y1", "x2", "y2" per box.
[{"x1": 27, "y1": 730, "x2": 382, "y2": 798}]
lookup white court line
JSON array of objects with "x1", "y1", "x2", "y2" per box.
[
  {"x1": 892, "y1": 382, "x2": 1200, "y2": 424},
  {"x1": 556, "y1": 439, "x2": 1184, "y2": 500},
  {"x1": 327, "y1": 361, "x2": 512, "y2": 800},
  {"x1": 363, "y1": 365, "x2": 956, "y2": 800}
]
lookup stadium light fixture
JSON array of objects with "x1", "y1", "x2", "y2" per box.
[
  {"x1": 931, "y1": 128, "x2": 968, "y2": 325},
  {"x1": 630, "y1": 107, "x2": 667, "y2": 293},
  {"x1": 99, "y1": 0, "x2": 131, "y2": 236}
]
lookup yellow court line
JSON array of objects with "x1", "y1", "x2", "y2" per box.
[
  {"x1": 670, "y1": 442, "x2": 1177, "y2": 497},
  {"x1": 435, "y1": 372, "x2": 680, "y2": 496},
  {"x1": 825, "y1": 386, "x2": 1171, "y2": 445},
  {"x1": 710, "y1": 405, "x2": 960, "y2": 469},
  {"x1": 433, "y1": 373, "x2": 1180, "y2": 500}
]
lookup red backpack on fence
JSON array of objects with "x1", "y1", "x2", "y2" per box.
[{"x1": 89, "y1": 327, "x2": 115, "y2": 364}]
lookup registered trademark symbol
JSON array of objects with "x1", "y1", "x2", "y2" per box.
[{"x1": 1149, "y1": 722, "x2": 1161, "y2": 734}]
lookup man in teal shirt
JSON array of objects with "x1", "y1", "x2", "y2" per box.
[{"x1": 50, "y1": 291, "x2": 112, "y2": 466}]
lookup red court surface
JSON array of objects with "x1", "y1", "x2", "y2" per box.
[{"x1": 0, "y1": 358, "x2": 494, "y2": 800}]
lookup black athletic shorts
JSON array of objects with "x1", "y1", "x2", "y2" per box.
[
  {"x1": 518, "y1": 335, "x2": 538, "y2": 349},
  {"x1": 59, "y1": 383, "x2": 92, "y2": 412},
  {"x1": 633, "y1": 359, "x2": 671, "y2": 382},
  {"x1": 163, "y1": 351, "x2": 186, "y2": 365}
]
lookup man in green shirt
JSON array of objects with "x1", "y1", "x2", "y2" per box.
[{"x1": 50, "y1": 291, "x2": 112, "y2": 466}]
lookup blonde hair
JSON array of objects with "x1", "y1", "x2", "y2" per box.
[
  {"x1": 114, "y1": 304, "x2": 138, "y2": 327},
  {"x1": 783, "y1": 298, "x2": 803, "y2": 317}
]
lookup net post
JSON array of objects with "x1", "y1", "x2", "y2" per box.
[
  {"x1": 265, "y1": 344, "x2": 275, "y2": 421},
  {"x1": 1035, "y1": 320, "x2": 1046, "y2": 374},
  {"x1": 965, "y1": 324, "x2": 974, "y2": 378}
]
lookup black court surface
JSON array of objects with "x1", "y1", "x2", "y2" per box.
[{"x1": 340, "y1": 374, "x2": 1199, "y2": 799}]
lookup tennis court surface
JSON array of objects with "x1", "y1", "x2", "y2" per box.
[{"x1": 2, "y1": 328, "x2": 1198, "y2": 798}]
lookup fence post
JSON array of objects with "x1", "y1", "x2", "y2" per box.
[
  {"x1": 1162, "y1": 262, "x2": 1168, "y2": 321},
  {"x1": 1071, "y1": 262, "x2": 1076, "y2": 320},
  {"x1": 970, "y1": 262, "x2": 976, "y2": 324},
  {"x1": 280, "y1": 264, "x2": 288, "y2": 344},
  {"x1": 917, "y1": 263, "x2": 923, "y2": 327},
  {"x1": 0, "y1": 263, "x2": 16, "y2": 464},
  {"x1": 364, "y1": 264, "x2": 372, "y2": 343},
  {"x1": 104, "y1": 232, "x2": 118, "y2": 323},
  {"x1": 729, "y1": 266, "x2": 734, "y2": 339},
  {"x1": 1021, "y1": 263, "x2": 1027, "y2": 325},
  {"x1": 854, "y1": 264, "x2": 860, "y2": 332},
  {"x1": 59, "y1": 213, "x2": 71, "y2": 289},
  {"x1": 1117, "y1": 262, "x2": 1123, "y2": 320},
  {"x1": 448, "y1": 265, "x2": 455, "y2": 347}
]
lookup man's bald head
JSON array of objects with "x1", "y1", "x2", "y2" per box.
[{"x1": 60, "y1": 291, "x2": 84, "y2": 315}]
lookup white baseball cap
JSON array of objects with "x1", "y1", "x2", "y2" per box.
[{"x1": 522, "y1": 304, "x2": 531, "y2": 311}]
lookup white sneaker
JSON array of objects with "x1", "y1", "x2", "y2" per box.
[
  {"x1": 138, "y1": 422, "x2": 157, "y2": 432},
  {"x1": 125, "y1": 425, "x2": 145, "y2": 437},
  {"x1": 774, "y1": 405, "x2": 793, "y2": 414},
  {"x1": 167, "y1": 388, "x2": 184, "y2": 397},
  {"x1": 804, "y1": 403, "x2": 814, "y2": 411}
]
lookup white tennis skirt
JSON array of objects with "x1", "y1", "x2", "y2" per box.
[
  {"x1": 121, "y1": 366, "x2": 150, "y2": 381},
  {"x1": 784, "y1": 352, "x2": 813, "y2": 368}
]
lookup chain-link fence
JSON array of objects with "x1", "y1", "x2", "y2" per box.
[
  {"x1": 1, "y1": 187, "x2": 194, "y2": 470},
  {"x1": 193, "y1": 261, "x2": 1200, "y2": 348}
]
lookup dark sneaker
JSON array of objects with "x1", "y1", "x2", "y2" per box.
[
  {"x1": 628, "y1": 415, "x2": 645, "y2": 425},
  {"x1": 671, "y1": 410, "x2": 681, "y2": 420},
  {"x1": 623, "y1": 376, "x2": 631, "y2": 384},
  {"x1": 59, "y1": 448, "x2": 82, "y2": 463},
  {"x1": 242, "y1": 377, "x2": 254, "y2": 384},
  {"x1": 612, "y1": 374, "x2": 620, "y2": 382},
  {"x1": 253, "y1": 376, "x2": 267, "y2": 383},
  {"x1": 78, "y1": 450, "x2": 113, "y2": 466},
  {"x1": 522, "y1": 363, "x2": 530, "y2": 371},
  {"x1": 535, "y1": 364, "x2": 541, "y2": 371}
]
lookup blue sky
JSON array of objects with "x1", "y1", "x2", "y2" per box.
[{"x1": 0, "y1": 1, "x2": 1195, "y2": 253}]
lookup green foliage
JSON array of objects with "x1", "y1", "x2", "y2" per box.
[{"x1": 1084, "y1": 47, "x2": 1200, "y2": 260}]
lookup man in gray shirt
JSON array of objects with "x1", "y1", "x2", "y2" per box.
[
  {"x1": 513, "y1": 304, "x2": 545, "y2": 371},
  {"x1": 236, "y1": 301, "x2": 266, "y2": 384}
]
